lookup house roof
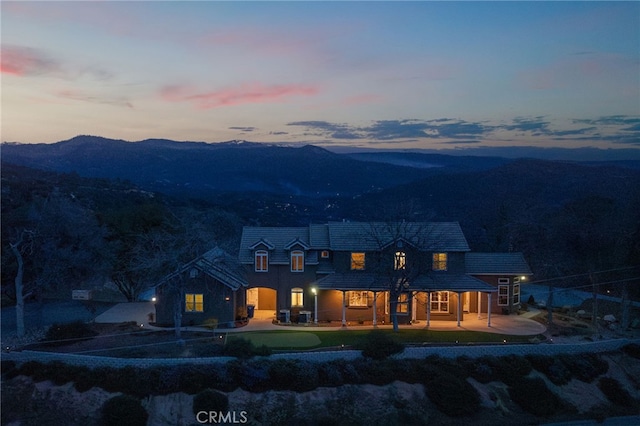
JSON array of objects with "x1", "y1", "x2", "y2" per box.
[
  {"x1": 325, "y1": 222, "x2": 470, "y2": 252},
  {"x1": 315, "y1": 272, "x2": 496, "y2": 292},
  {"x1": 465, "y1": 252, "x2": 532, "y2": 276},
  {"x1": 239, "y1": 222, "x2": 470, "y2": 264},
  {"x1": 239, "y1": 226, "x2": 310, "y2": 264},
  {"x1": 158, "y1": 247, "x2": 248, "y2": 290}
]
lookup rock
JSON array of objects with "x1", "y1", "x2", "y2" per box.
[
  {"x1": 576, "y1": 310, "x2": 586, "y2": 315},
  {"x1": 603, "y1": 314, "x2": 616, "y2": 323}
]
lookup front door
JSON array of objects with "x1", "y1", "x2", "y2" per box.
[{"x1": 463, "y1": 292, "x2": 470, "y2": 312}]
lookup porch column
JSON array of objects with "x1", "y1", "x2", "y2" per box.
[
  {"x1": 477, "y1": 291, "x2": 482, "y2": 320},
  {"x1": 372, "y1": 291, "x2": 377, "y2": 327},
  {"x1": 457, "y1": 292, "x2": 462, "y2": 327},
  {"x1": 426, "y1": 291, "x2": 431, "y2": 328},
  {"x1": 411, "y1": 292, "x2": 417, "y2": 324},
  {"x1": 487, "y1": 293, "x2": 492, "y2": 327},
  {"x1": 341, "y1": 291, "x2": 347, "y2": 327}
]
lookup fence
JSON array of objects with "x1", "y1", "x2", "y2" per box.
[{"x1": 2, "y1": 338, "x2": 638, "y2": 369}]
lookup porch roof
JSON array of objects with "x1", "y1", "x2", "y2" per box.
[{"x1": 315, "y1": 272, "x2": 496, "y2": 292}]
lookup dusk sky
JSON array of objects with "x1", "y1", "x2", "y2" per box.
[{"x1": 2, "y1": 1, "x2": 639, "y2": 151}]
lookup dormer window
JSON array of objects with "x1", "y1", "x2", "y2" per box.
[
  {"x1": 291, "y1": 250, "x2": 304, "y2": 272},
  {"x1": 255, "y1": 250, "x2": 268, "y2": 272},
  {"x1": 394, "y1": 251, "x2": 406, "y2": 270},
  {"x1": 351, "y1": 252, "x2": 365, "y2": 270},
  {"x1": 432, "y1": 253, "x2": 447, "y2": 271}
]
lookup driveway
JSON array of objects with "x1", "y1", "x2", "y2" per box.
[{"x1": 1, "y1": 300, "x2": 117, "y2": 337}]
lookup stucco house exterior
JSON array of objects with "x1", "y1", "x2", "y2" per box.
[
  {"x1": 239, "y1": 222, "x2": 532, "y2": 327},
  {"x1": 154, "y1": 248, "x2": 248, "y2": 328}
]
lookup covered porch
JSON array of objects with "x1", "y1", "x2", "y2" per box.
[{"x1": 314, "y1": 273, "x2": 499, "y2": 328}]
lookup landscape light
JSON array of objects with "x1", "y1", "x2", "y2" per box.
[{"x1": 151, "y1": 296, "x2": 157, "y2": 302}]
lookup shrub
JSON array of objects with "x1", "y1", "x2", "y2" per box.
[
  {"x1": 192, "y1": 388, "x2": 229, "y2": 415},
  {"x1": 203, "y1": 318, "x2": 219, "y2": 329},
  {"x1": 360, "y1": 330, "x2": 404, "y2": 360},
  {"x1": 458, "y1": 356, "x2": 494, "y2": 384},
  {"x1": 559, "y1": 353, "x2": 608, "y2": 383},
  {"x1": 494, "y1": 355, "x2": 532, "y2": 386},
  {"x1": 424, "y1": 372, "x2": 480, "y2": 417},
  {"x1": 1, "y1": 360, "x2": 16, "y2": 377},
  {"x1": 253, "y1": 344, "x2": 272, "y2": 357},
  {"x1": 100, "y1": 394, "x2": 148, "y2": 426},
  {"x1": 622, "y1": 343, "x2": 640, "y2": 360},
  {"x1": 357, "y1": 358, "x2": 398, "y2": 386},
  {"x1": 598, "y1": 377, "x2": 634, "y2": 407},
  {"x1": 223, "y1": 337, "x2": 255, "y2": 359},
  {"x1": 508, "y1": 377, "x2": 563, "y2": 416},
  {"x1": 317, "y1": 361, "x2": 345, "y2": 387},
  {"x1": 44, "y1": 320, "x2": 97, "y2": 346},
  {"x1": 268, "y1": 359, "x2": 320, "y2": 392},
  {"x1": 529, "y1": 354, "x2": 579, "y2": 385},
  {"x1": 228, "y1": 359, "x2": 270, "y2": 392}
]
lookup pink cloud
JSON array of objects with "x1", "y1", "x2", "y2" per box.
[
  {"x1": 160, "y1": 82, "x2": 319, "y2": 109},
  {"x1": 1, "y1": 45, "x2": 60, "y2": 76}
]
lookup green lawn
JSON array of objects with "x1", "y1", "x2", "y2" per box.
[{"x1": 228, "y1": 329, "x2": 542, "y2": 350}]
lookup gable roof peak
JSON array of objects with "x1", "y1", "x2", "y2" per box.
[
  {"x1": 284, "y1": 237, "x2": 310, "y2": 250},
  {"x1": 248, "y1": 238, "x2": 275, "y2": 250}
]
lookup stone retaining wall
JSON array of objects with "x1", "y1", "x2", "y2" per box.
[{"x1": 2, "y1": 339, "x2": 638, "y2": 368}]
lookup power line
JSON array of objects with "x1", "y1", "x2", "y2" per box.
[{"x1": 525, "y1": 265, "x2": 640, "y2": 285}]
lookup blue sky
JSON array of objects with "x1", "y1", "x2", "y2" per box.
[{"x1": 2, "y1": 1, "x2": 639, "y2": 150}]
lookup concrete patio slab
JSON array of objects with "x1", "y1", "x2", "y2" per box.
[{"x1": 93, "y1": 303, "x2": 546, "y2": 336}]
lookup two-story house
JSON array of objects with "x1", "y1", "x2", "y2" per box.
[{"x1": 239, "y1": 221, "x2": 532, "y2": 327}]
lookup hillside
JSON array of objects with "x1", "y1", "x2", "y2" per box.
[
  {"x1": 1, "y1": 136, "x2": 442, "y2": 198},
  {"x1": 3, "y1": 135, "x2": 639, "y2": 289}
]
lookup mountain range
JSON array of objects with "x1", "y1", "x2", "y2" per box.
[{"x1": 3, "y1": 134, "x2": 639, "y2": 197}]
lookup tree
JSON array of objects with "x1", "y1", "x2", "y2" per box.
[
  {"x1": 364, "y1": 220, "x2": 436, "y2": 332},
  {"x1": 5, "y1": 190, "x2": 108, "y2": 337},
  {"x1": 8, "y1": 229, "x2": 34, "y2": 338}
]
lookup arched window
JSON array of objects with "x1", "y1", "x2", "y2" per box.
[{"x1": 291, "y1": 287, "x2": 304, "y2": 307}]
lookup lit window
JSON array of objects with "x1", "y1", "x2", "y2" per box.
[
  {"x1": 351, "y1": 252, "x2": 365, "y2": 270},
  {"x1": 291, "y1": 287, "x2": 304, "y2": 307},
  {"x1": 430, "y1": 291, "x2": 449, "y2": 313},
  {"x1": 255, "y1": 250, "x2": 268, "y2": 272},
  {"x1": 432, "y1": 253, "x2": 447, "y2": 271},
  {"x1": 185, "y1": 293, "x2": 203, "y2": 312},
  {"x1": 397, "y1": 293, "x2": 409, "y2": 314},
  {"x1": 291, "y1": 250, "x2": 304, "y2": 272},
  {"x1": 321, "y1": 250, "x2": 330, "y2": 258},
  {"x1": 348, "y1": 291, "x2": 369, "y2": 307},
  {"x1": 394, "y1": 251, "x2": 406, "y2": 270},
  {"x1": 513, "y1": 278, "x2": 521, "y2": 305},
  {"x1": 498, "y1": 278, "x2": 510, "y2": 306}
]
